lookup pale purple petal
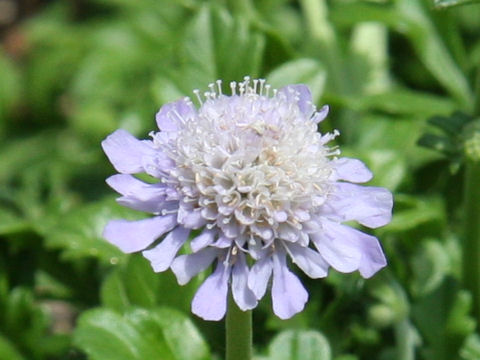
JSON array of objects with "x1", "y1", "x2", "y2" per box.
[
  {"x1": 106, "y1": 174, "x2": 165, "y2": 198},
  {"x1": 171, "y1": 247, "x2": 218, "y2": 285},
  {"x1": 190, "y1": 229, "x2": 216, "y2": 252},
  {"x1": 232, "y1": 252, "x2": 258, "y2": 310},
  {"x1": 311, "y1": 220, "x2": 362, "y2": 273},
  {"x1": 271, "y1": 250, "x2": 308, "y2": 319},
  {"x1": 331, "y1": 157, "x2": 373, "y2": 183},
  {"x1": 103, "y1": 214, "x2": 177, "y2": 253},
  {"x1": 191, "y1": 261, "x2": 230, "y2": 321},
  {"x1": 211, "y1": 234, "x2": 232, "y2": 248},
  {"x1": 312, "y1": 220, "x2": 386, "y2": 277},
  {"x1": 142, "y1": 227, "x2": 190, "y2": 272},
  {"x1": 141, "y1": 151, "x2": 175, "y2": 178},
  {"x1": 284, "y1": 243, "x2": 329, "y2": 279},
  {"x1": 278, "y1": 85, "x2": 314, "y2": 116},
  {"x1": 106, "y1": 174, "x2": 171, "y2": 213},
  {"x1": 156, "y1": 98, "x2": 196, "y2": 132},
  {"x1": 323, "y1": 183, "x2": 393, "y2": 228},
  {"x1": 102, "y1": 129, "x2": 155, "y2": 174},
  {"x1": 354, "y1": 230, "x2": 387, "y2": 278},
  {"x1": 248, "y1": 256, "x2": 273, "y2": 300},
  {"x1": 177, "y1": 207, "x2": 206, "y2": 229},
  {"x1": 311, "y1": 105, "x2": 329, "y2": 123}
]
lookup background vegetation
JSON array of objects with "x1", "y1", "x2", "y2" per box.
[{"x1": 1, "y1": 0, "x2": 480, "y2": 359}]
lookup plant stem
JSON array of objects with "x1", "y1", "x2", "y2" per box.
[
  {"x1": 463, "y1": 159, "x2": 480, "y2": 322},
  {"x1": 226, "y1": 291, "x2": 252, "y2": 360}
]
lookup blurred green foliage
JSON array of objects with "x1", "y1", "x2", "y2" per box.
[{"x1": 0, "y1": 0, "x2": 480, "y2": 359}]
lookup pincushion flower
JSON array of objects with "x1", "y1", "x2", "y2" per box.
[{"x1": 102, "y1": 77, "x2": 393, "y2": 321}]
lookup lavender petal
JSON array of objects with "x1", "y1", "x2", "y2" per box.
[
  {"x1": 278, "y1": 84, "x2": 314, "y2": 116},
  {"x1": 232, "y1": 252, "x2": 258, "y2": 310},
  {"x1": 171, "y1": 247, "x2": 218, "y2": 285},
  {"x1": 101, "y1": 129, "x2": 155, "y2": 174},
  {"x1": 284, "y1": 242, "x2": 329, "y2": 279},
  {"x1": 156, "y1": 98, "x2": 196, "y2": 132},
  {"x1": 191, "y1": 261, "x2": 230, "y2": 321},
  {"x1": 271, "y1": 250, "x2": 308, "y2": 319},
  {"x1": 311, "y1": 220, "x2": 362, "y2": 273},
  {"x1": 142, "y1": 226, "x2": 190, "y2": 272},
  {"x1": 190, "y1": 228, "x2": 217, "y2": 252},
  {"x1": 248, "y1": 256, "x2": 273, "y2": 300},
  {"x1": 103, "y1": 214, "x2": 177, "y2": 253},
  {"x1": 331, "y1": 157, "x2": 373, "y2": 183},
  {"x1": 323, "y1": 183, "x2": 393, "y2": 228}
]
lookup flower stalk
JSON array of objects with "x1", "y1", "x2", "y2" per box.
[{"x1": 226, "y1": 291, "x2": 252, "y2": 360}]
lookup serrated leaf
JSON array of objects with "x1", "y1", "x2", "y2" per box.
[
  {"x1": 41, "y1": 197, "x2": 144, "y2": 264},
  {"x1": 74, "y1": 308, "x2": 210, "y2": 360},
  {"x1": 267, "y1": 330, "x2": 331, "y2": 360},
  {"x1": 267, "y1": 58, "x2": 327, "y2": 104}
]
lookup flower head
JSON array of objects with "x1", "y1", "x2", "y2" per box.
[{"x1": 102, "y1": 77, "x2": 393, "y2": 320}]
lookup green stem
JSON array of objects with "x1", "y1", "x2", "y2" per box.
[
  {"x1": 226, "y1": 292, "x2": 252, "y2": 360},
  {"x1": 394, "y1": 319, "x2": 416, "y2": 360},
  {"x1": 463, "y1": 159, "x2": 480, "y2": 323}
]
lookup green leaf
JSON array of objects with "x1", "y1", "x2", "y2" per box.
[
  {"x1": 0, "y1": 335, "x2": 25, "y2": 360},
  {"x1": 385, "y1": 194, "x2": 446, "y2": 232},
  {"x1": 181, "y1": 6, "x2": 217, "y2": 88},
  {"x1": 267, "y1": 330, "x2": 331, "y2": 360},
  {"x1": 417, "y1": 133, "x2": 457, "y2": 155},
  {"x1": 267, "y1": 58, "x2": 327, "y2": 104},
  {"x1": 180, "y1": 4, "x2": 265, "y2": 89},
  {"x1": 460, "y1": 334, "x2": 480, "y2": 360},
  {"x1": 434, "y1": 0, "x2": 480, "y2": 9},
  {"x1": 41, "y1": 197, "x2": 144, "y2": 264},
  {"x1": 410, "y1": 240, "x2": 450, "y2": 297},
  {"x1": 351, "y1": 89, "x2": 456, "y2": 117},
  {"x1": 74, "y1": 308, "x2": 210, "y2": 360},
  {"x1": 412, "y1": 280, "x2": 475, "y2": 360},
  {"x1": 101, "y1": 253, "x2": 202, "y2": 314},
  {"x1": 0, "y1": 50, "x2": 21, "y2": 134},
  {"x1": 395, "y1": 0, "x2": 473, "y2": 109},
  {"x1": 0, "y1": 207, "x2": 30, "y2": 236},
  {"x1": 101, "y1": 255, "x2": 160, "y2": 311}
]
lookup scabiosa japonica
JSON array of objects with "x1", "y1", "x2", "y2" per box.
[{"x1": 102, "y1": 77, "x2": 393, "y2": 321}]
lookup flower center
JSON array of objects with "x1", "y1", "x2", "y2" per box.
[{"x1": 159, "y1": 78, "x2": 338, "y2": 245}]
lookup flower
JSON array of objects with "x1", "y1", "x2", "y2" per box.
[{"x1": 102, "y1": 77, "x2": 393, "y2": 321}]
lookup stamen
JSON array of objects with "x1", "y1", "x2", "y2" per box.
[
  {"x1": 208, "y1": 83, "x2": 216, "y2": 97},
  {"x1": 259, "y1": 79, "x2": 265, "y2": 95},
  {"x1": 265, "y1": 84, "x2": 271, "y2": 97},
  {"x1": 193, "y1": 89, "x2": 203, "y2": 105},
  {"x1": 230, "y1": 81, "x2": 237, "y2": 95}
]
